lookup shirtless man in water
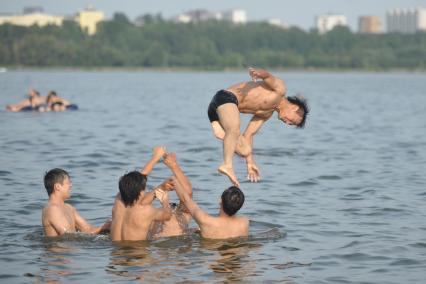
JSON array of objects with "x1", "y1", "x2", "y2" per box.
[
  {"x1": 6, "y1": 88, "x2": 47, "y2": 112},
  {"x1": 208, "y1": 67, "x2": 309, "y2": 186},
  {"x1": 172, "y1": 177, "x2": 249, "y2": 239},
  {"x1": 110, "y1": 146, "x2": 173, "y2": 241},
  {"x1": 42, "y1": 168, "x2": 111, "y2": 237}
]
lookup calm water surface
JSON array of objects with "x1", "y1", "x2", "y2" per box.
[{"x1": 0, "y1": 70, "x2": 425, "y2": 283}]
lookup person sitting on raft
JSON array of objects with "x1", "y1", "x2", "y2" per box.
[
  {"x1": 6, "y1": 88, "x2": 47, "y2": 112},
  {"x1": 43, "y1": 91, "x2": 72, "y2": 112}
]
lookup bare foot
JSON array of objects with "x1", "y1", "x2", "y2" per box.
[{"x1": 218, "y1": 164, "x2": 240, "y2": 187}]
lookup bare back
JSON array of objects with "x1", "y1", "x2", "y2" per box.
[
  {"x1": 227, "y1": 81, "x2": 284, "y2": 117},
  {"x1": 150, "y1": 206, "x2": 192, "y2": 238},
  {"x1": 42, "y1": 203, "x2": 77, "y2": 236},
  {"x1": 198, "y1": 214, "x2": 249, "y2": 239},
  {"x1": 111, "y1": 199, "x2": 160, "y2": 241}
]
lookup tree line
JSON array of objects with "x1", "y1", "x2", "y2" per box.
[{"x1": 1, "y1": 13, "x2": 425, "y2": 70}]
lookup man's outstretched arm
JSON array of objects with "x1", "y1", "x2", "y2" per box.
[
  {"x1": 249, "y1": 67, "x2": 286, "y2": 95},
  {"x1": 242, "y1": 114, "x2": 272, "y2": 182},
  {"x1": 141, "y1": 145, "x2": 167, "y2": 175},
  {"x1": 163, "y1": 152, "x2": 192, "y2": 197},
  {"x1": 74, "y1": 208, "x2": 111, "y2": 234},
  {"x1": 171, "y1": 177, "x2": 210, "y2": 226}
]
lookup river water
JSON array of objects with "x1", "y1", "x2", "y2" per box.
[{"x1": 0, "y1": 70, "x2": 425, "y2": 283}]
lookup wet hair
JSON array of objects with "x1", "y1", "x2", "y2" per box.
[
  {"x1": 44, "y1": 168, "x2": 70, "y2": 196},
  {"x1": 287, "y1": 96, "x2": 310, "y2": 128},
  {"x1": 221, "y1": 186, "x2": 245, "y2": 216},
  {"x1": 47, "y1": 91, "x2": 58, "y2": 103},
  {"x1": 51, "y1": 102, "x2": 64, "y2": 108},
  {"x1": 118, "y1": 171, "x2": 147, "y2": 207}
]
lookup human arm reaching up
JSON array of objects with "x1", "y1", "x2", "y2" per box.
[
  {"x1": 241, "y1": 113, "x2": 273, "y2": 182},
  {"x1": 171, "y1": 177, "x2": 211, "y2": 226},
  {"x1": 163, "y1": 152, "x2": 192, "y2": 198},
  {"x1": 141, "y1": 145, "x2": 167, "y2": 175},
  {"x1": 249, "y1": 67, "x2": 286, "y2": 95}
]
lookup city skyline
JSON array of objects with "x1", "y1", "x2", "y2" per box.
[{"x1": 0, "y1": 0, "x2": 425, "y2": 30}]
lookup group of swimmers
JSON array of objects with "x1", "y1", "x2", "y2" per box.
[
  {"x1": 41, "y1": 67, "x2": 310, "y2": 241},
  {"x1": 6, "y1": 88, "x2": 75, "y2": 112},
  {"x1": 43, "y1": 146, "x2": 248, "y2": 240}
]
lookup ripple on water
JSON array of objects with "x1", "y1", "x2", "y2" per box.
[
  {"x1": 288, "y1": 180, "x2": 318, "y2": 187},
  {"x1": 0, "y1": 170, "x2": 12, "y2": 176},
  {"x1": 389, "y1": 258, "x2": 422, "y2": 266},
  {"x1": 333, "y1": 252, "x2": 391, "y2": 262},
  {"x1": 185, "y1": 146, "x2": 217, "y2": 153},
  {"x1": 272, "y1": 262, "x2": 312, "y2": 270},
  {"x1": 316, "y1": 175, "x2": 342, "y2": 180}
]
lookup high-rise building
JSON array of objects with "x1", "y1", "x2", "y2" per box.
[
  {"x1": 386, "y1": 8, "x2": 426, "y2": 33},
  {"x1": 316, "y1": 14, "x2": 347, "y2": 34},
  {"x1": 75, "y1": 6, "x2": 104, "y2": 35},
  {"x1": 358, "y1": 16, "x2": 382, "y2": 33}
]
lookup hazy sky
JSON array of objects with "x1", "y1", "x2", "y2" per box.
[{"x1": 1, "y1": 0, "x2": 425, "y2": 30}]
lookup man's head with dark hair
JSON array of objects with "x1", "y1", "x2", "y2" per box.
[
  {"x1": 119, "y1": 171, "x2": 147, "y2": 207},
  {"x1": 47, "y1": 91, "x2": 57, "y2": 103},
  {"x1": 44, "y1": 168, "x2": 70, "y2": 196},
  {"x1": 277, "y1": 96, "x2": 310, "y2": 128},
  {"x1": 221, "y1": 186, "x2": 245, "y2": 216},
  {"x1": 287, "y1": 96, "x2": 309, "y2": 128}
]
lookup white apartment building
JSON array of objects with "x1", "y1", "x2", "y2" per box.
[
  {"x1": 221, "y1": 9, "x2": 247, "y2": 24},
  {"x1": 174, "y1": 9, "x2": 247, "y2": 24},
  {"x1": 386, "y1": 8, "x2": 426, "y2": 33},
  {"x1": 316, "y1": 14, "x2": 347, "y2": 34},
  {"x1": 0, "y1": 12, "x2": 64, "y2": 27}
]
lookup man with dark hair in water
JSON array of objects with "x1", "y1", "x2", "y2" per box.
[
  {"x1": 208, "y1": 67, "x2": 309, "y2": 186},
  {"x1": 172, "y1": 176, "x2": 249, "y2": 239},
  {"x1": 42, "y1": 168, "x2": 111, "y2": 237},
  {"x1": 46, "y1": 91, "x2": 71, "y2": 112},
  {"x1": 110, "y1": 146, "x2": 175, "y2": 241}
]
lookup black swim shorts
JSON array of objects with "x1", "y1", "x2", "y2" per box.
[{"x1": 207, "y1": 90, "x2": 238, "y2": 122}]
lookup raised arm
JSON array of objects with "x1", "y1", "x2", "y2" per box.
[
  {"x1": 171, "y1": 177, "x2": 211, "y2": 226},
  {"x1": 140, "y1": 145, "x2": 167, "y2": 175},
  {"x1": 163, "y1": 152, "x2": 192, "y2": 197},
  {"x1": 249, "y1": 67, "x2": 286, "y2": 95}
]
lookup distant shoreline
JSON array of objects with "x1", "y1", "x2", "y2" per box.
[{"x1": 2, "y1": 66, "x2": 426, "y2": 74}]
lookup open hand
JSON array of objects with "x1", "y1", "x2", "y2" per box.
[
  {"x1": 249, "y1": 67, "x2": 269, "y2": 81},
  {"x1": 101, "y1": 219, "x2": 112, "y2": 232},
  {"x1": 247, "y1": 163, "x2": 260, "y2": 183},
  {"x1": 155, "y1": 188, "x2": 168, "y2": 202},
  {"x1": 159, "y1": 177, "x2": 174, "y2": 191},
  {"x1": 152, "y1": 145, "x2": 167, "y2": 160}
]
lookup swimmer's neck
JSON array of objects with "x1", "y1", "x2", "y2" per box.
[
  {"x1": 48, "y1": 194, "x2": 66, "y2": 205},
  {"x1": 219, "y1": 209, "x2": 237, "y2": 219}
]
